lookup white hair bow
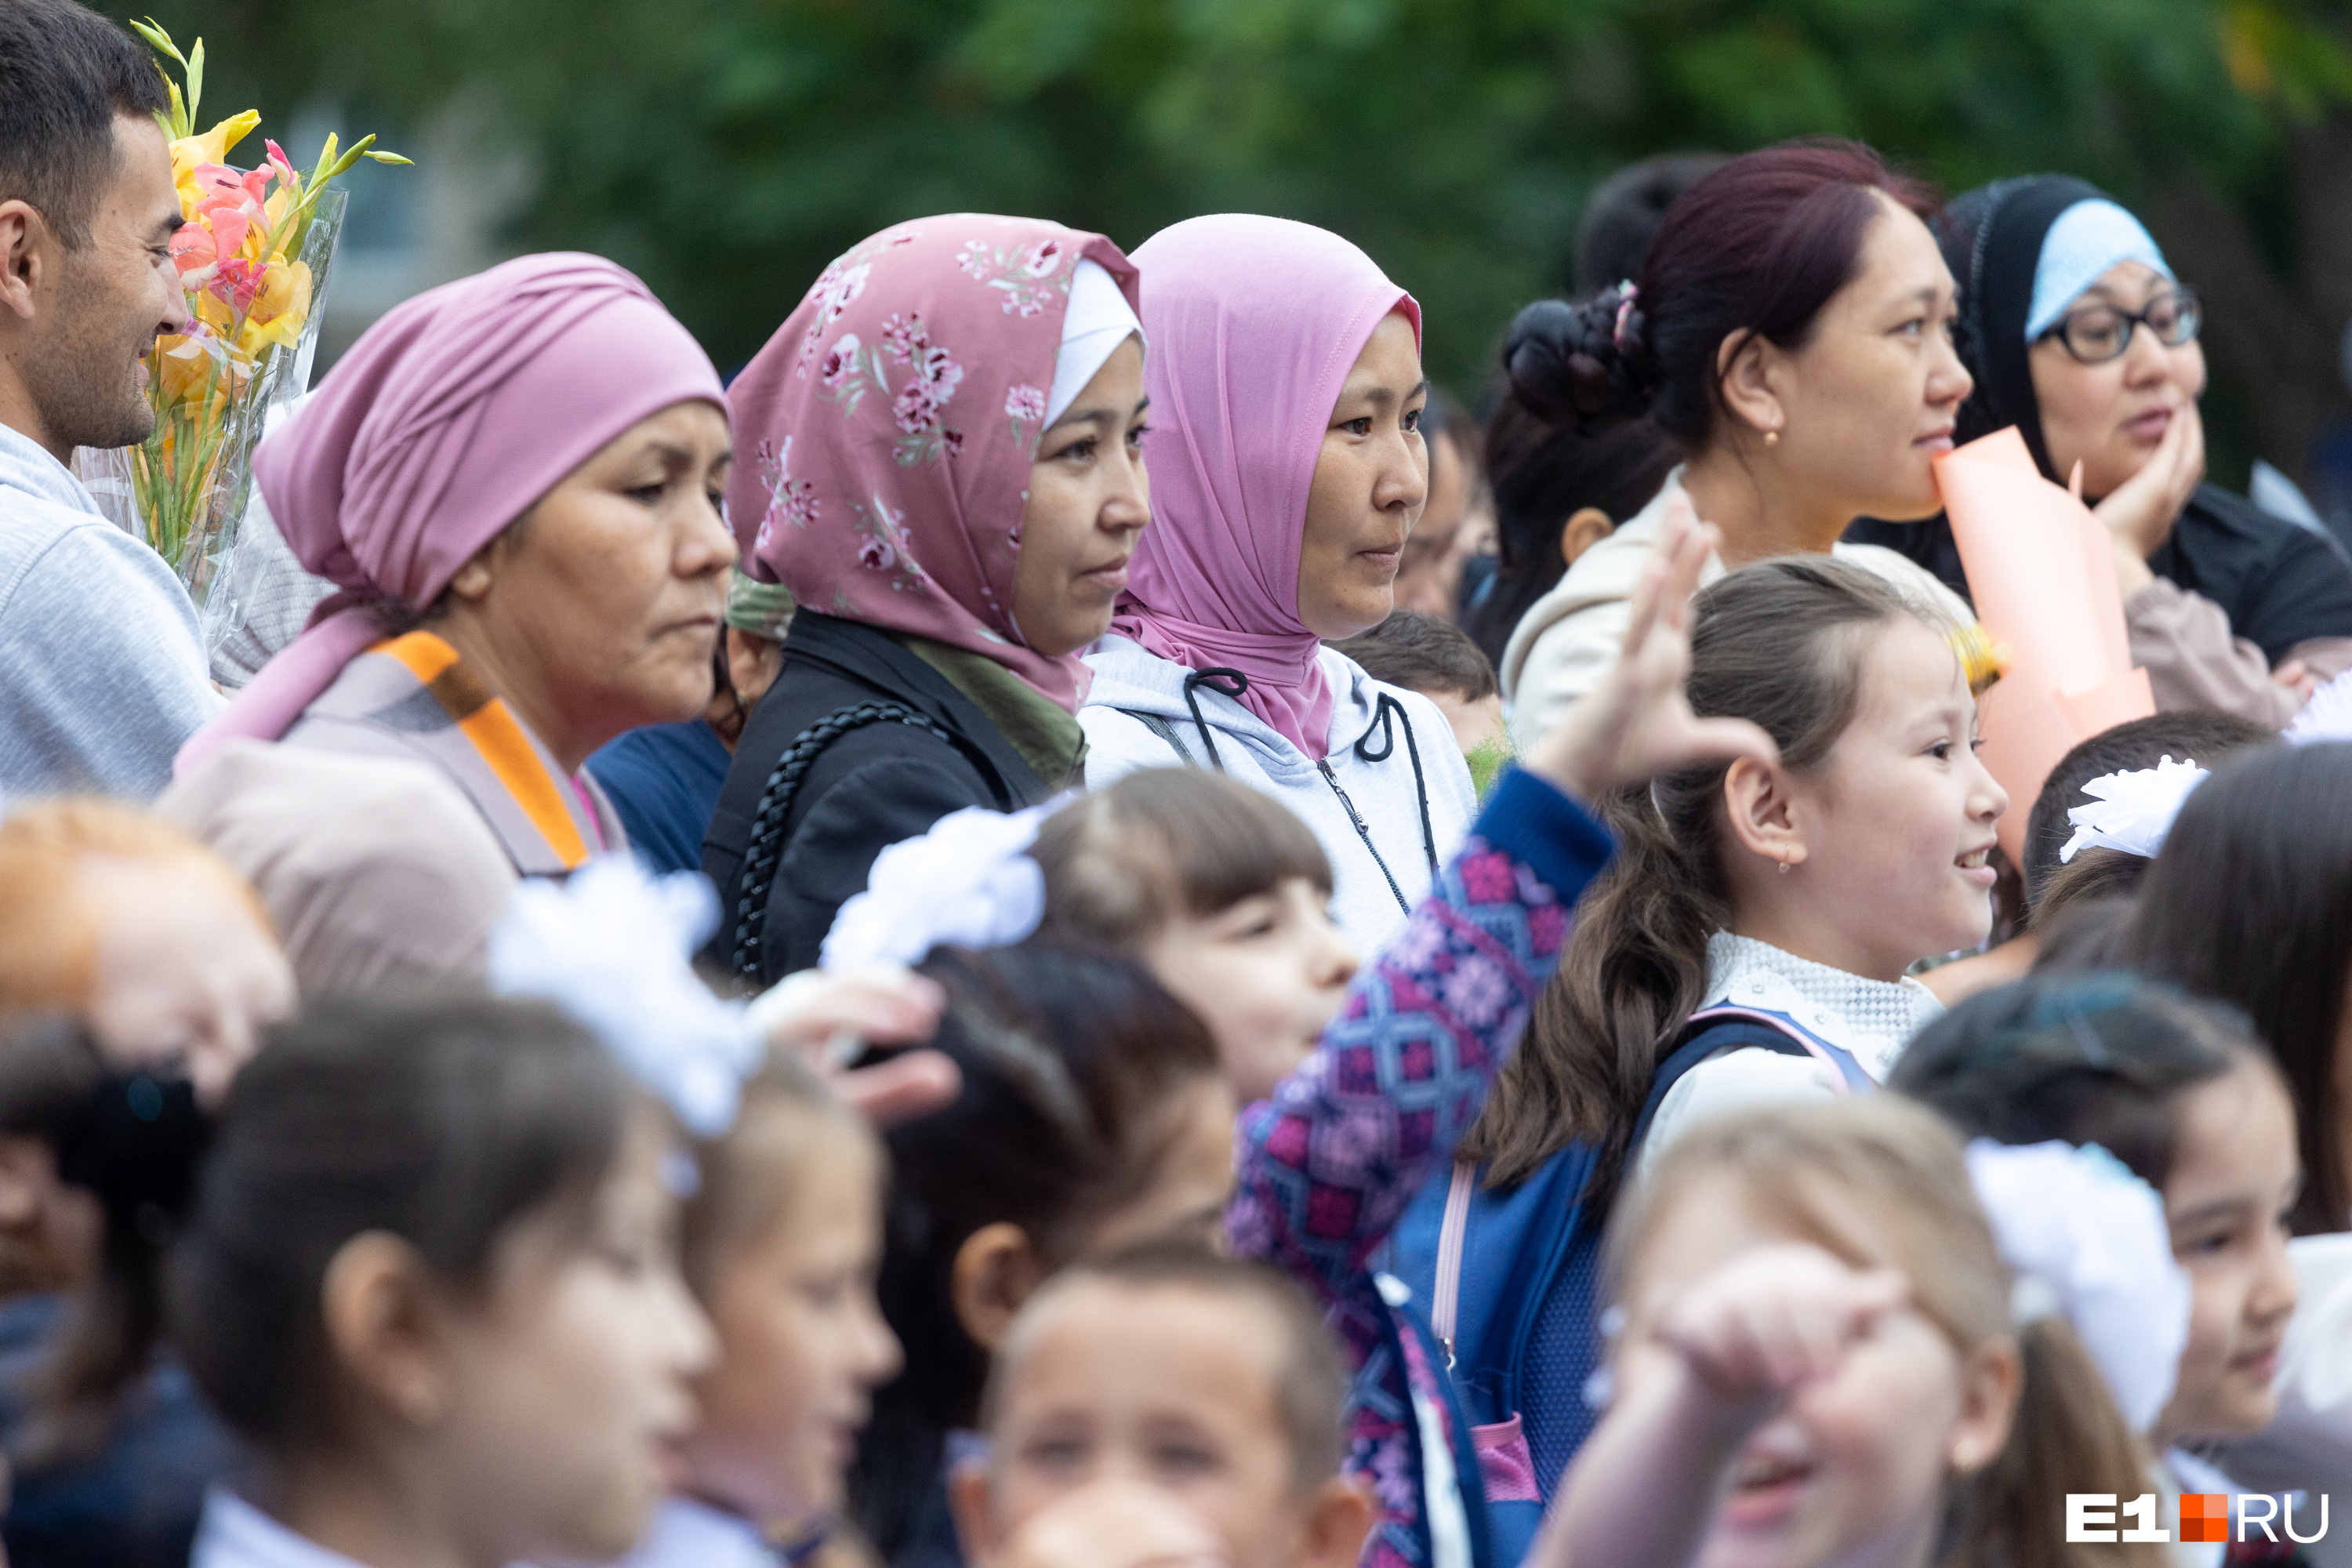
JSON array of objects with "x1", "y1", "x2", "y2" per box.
[
  {"x1": 488, "y1": 857, "x2": 763, "y2": 1138},
  {"x1": 1965, "y1": 1138, "x2": 2189, "y2": 1433},
  {"x1": 819, "y1": 801, "x2": 1062, "y2": 973},
  {"x1": 2056, "y1": 754, "x2": 2207, "y2": 864}
]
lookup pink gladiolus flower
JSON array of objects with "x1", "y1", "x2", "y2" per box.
[{"x1": 169, "y1": 225, "x2": 219, "y2": 288}]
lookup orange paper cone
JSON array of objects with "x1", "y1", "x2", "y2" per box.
[{"x1": 1934, "y1": 427, "x2": 2154, "y2": 859}]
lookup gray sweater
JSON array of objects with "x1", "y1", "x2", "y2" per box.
[{"x1": 0, "y1": 423, "x2": 220, "y2": 800}]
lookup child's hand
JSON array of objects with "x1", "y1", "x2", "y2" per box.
[
  {"x1": 989, "y1": 1479, "x2": 1231, "y2": 1568},
  {"x1": 1523, "y1": 497, "x2": 1778, "y2": 801},
  {"x1": 744, "y1": 964, "x2": 961, "y2": 1126},
  {"x1": 1652, "y1": 1243, "x2": 1909, "y2": 1413}
]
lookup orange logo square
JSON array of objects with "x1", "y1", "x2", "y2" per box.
[{"x1": 2180, "y1": 1494, "x2": 2230, "y2": 1544}]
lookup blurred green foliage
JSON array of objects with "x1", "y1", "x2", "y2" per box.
[{"x1": 107, "y1": 0, "x2": 2352, "y2": 464}]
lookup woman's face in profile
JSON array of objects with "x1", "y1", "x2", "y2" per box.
[{"x1": 1748, "y1": 194, "x2": 1972, "y2": 526}]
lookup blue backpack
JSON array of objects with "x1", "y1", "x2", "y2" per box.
[{"x1": 1387, "y1": 1007, "x2": 1871, "y2": 1566}]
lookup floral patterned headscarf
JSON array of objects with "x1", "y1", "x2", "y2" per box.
[{"x1": 729, "y1": 216, "x2": 1141, "y2": 713}]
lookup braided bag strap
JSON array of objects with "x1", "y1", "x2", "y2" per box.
[{"x1": 728, "y1": 701, "x2": 979, "y2": 982}]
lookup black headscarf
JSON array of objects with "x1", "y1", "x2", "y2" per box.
[{"x1": 1848, "y1": 175, "x2": 2352, "y2": 663}]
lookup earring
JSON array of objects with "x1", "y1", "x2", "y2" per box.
[
  {"x1": 1777, "y1": 853, "x2": 1791, "y2": 874},
  {"x1": 1764, "y1": 428, "x2": 1782, "y2": 448}
]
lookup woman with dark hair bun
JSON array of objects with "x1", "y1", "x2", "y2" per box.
[{"x1": 1498, "y1": 139, "x2": 1976, "y2": 750}]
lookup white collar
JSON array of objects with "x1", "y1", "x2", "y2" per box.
[
  {"x1": 1703, "y1": 931, "x2": 1944, "y2": 1081},
  {"x1": 191, "y1": 1489, "x2": 371, "y2": 1568}
]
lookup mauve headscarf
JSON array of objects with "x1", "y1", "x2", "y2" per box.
[
  {"x1": 176, "y1": 252, "x2": 726, "y2": 773},
  {"x1": 730, "y1": 216, "x2": 1140, "y2": 714},
  {"x1": 1111, "y1": 215, "x2": 1420, "y2": 760}
]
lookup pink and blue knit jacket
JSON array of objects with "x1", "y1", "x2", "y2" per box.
[{"x1": 1224, "y1": 767, "x2": 1612, "y2": 1568}]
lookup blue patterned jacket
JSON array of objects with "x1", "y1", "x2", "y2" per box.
[{"x1": 1223, "y1": 768, "x2": 1613, "y2": 1568}]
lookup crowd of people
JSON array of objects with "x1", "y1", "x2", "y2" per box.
[{"x1": 2, "y1": 3, "x2": 2350, "y2": 1568}]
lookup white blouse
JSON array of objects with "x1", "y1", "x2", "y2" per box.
[{"x1": 1638, "y1": 933, "x2": 1946, "y2": 1180}]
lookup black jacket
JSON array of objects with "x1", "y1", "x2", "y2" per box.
[{"x1": 702, "y1": 612, "x2": 1047, "y2": 984}]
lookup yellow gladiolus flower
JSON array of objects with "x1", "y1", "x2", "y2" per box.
[
  {"x1": 238, "y1": 259, "x2": 312, "y2": 354},
  {"x1": 151, "y1": 332, "x2": 220, "y2": 409},
  {"x1": 169, "y1": 110, "x2": 260, "y2": 212}
]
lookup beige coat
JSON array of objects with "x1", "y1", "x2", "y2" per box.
[{"x1": 1499, "y1": 470, "x2": 1974, "y2": 751}]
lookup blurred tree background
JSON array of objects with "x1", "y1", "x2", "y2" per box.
[{"x1": 103, "y1": 0, "x2": 2352, "y2": 489}]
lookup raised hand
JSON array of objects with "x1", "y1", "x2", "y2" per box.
[
  {"x1": 1652, "y1": 1242, "x2": 1909, "y2": 1412},
  {"x1": 1523, "y1": 496, "x2": 1780, "y2": 801},
  {"x1": 744, "y1": 964, "x2": 961, "y2": 1125},
  {"x1": 2092, "y1": 401, "x2": 2204, "y2": 597}
]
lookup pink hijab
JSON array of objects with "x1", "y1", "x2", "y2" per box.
[
  {"x1": 177, "y1": 253, "x2": 726, "y2": 773},
  {"x1": 1111, "y1": 216, "x2": 1421, "y2": 760},
  {"x1": 730, "y1": 216, "x2": 1140, "y2": 714}
]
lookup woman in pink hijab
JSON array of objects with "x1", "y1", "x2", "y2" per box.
[
  {"x1": 1081, "y1": 215, "x2": 1476, "y2": 950},
  {"x1": 172, "y1": 252, "x2": 734, "y2": 877},
  {"x1": 704, "y1": 216, "x2": 1150, "y2": 982}
]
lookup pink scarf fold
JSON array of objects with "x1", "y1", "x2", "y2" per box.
[
  {"x1": 728, "y1": 216, "x2": 1140, "y2": 715},
  {"x1": 1111, "y1": 215, "x2": 1420, "y2": 759},
  {"x1": 176, "y1": 252, "x2": 725, "y2": 775}
]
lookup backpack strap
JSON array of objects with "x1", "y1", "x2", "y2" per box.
[
  {"x1": 1678, "y1": 1004, "x2": 1873, "y2": 1093},
  {"x1": 1428, "y1": 1007, "x2": 1846, "y2": 1356},
  {"x1": 1116, "y1": 707, "x2": 1198, "y2": 768},
  {"x1": 726, "y1": 701, "x2": 993, "y2": 983}
]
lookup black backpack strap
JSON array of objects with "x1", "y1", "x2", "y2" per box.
[
  {"x1": 727, "y1": 701, "x2": 992, "y2": 982},
  {"x1": 1116, "y1": 708, "x2": 1197, "y2": 768}
]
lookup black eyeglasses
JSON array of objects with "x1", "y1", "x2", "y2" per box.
[{"x1": 2039, "y1": 287, "x2": 2202, "y2": 365}]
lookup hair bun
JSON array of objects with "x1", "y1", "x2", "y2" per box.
[{"x1": 1502, "y1": 287, "x2": 1657, "y2": 436}]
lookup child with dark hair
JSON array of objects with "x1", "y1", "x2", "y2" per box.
[
  {"x1": 0, "y1": 1018, "x2": 235, "y2": 1568},
  {"x1": 849, "y1": 942, "x2": 1235, "y2": 1568},
  {"x1": 2020, "y1": 710, "x2": 2271, "y2": 913},
  {"x1": 174, "y1": 991, "x2": 715, "y2": 1568},
  {"x1": 1892, "y1": 975, "x2": 2307, "y2": 1523},
  {"x1": 953, "y1": 1246, "x2": 1372, "y2": 1568},
  {"x1": 1330, "y1": 612, "x2": 1509, "y2": 786},
  {"x1": 2125, "y1": 742, "x2": 2352, "y2": 1237}
]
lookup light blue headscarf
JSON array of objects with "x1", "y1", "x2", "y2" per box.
[{"x1": 2025, "y1": 199, "x2": 2173, "y2": 343}]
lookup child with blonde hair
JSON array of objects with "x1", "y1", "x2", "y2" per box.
[{"x1": 1544, "y1": 1098, "x2": 2161, "y2": 1568}]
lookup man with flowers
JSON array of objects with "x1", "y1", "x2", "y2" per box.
[{"x1": 0, "y1": 0, "x2": 219, "y2": 799}]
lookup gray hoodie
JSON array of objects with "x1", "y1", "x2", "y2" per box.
[
  {"x1": 0, "y1": 423, "x2": 218, "y2": 800},
  {"x1": 1080, "y1": 633, "x2": 1478, "y2": 952}
]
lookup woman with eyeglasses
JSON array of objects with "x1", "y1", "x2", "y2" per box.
[{"x1": 1850, "y1": 175, "x2": 2352, "y2": 724}]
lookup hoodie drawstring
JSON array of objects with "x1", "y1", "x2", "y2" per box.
[
  {"x1": 1353, "y1": 691, "x2": 1439, "y2": 875},
  {"x1": 1180, "y1": 667, "x2": 1249, "y2": 774}
]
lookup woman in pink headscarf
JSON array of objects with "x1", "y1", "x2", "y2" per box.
[
  {"x1": 173, "y1": 252, "x2": 734, "y2": 877},
  {"x1": 703, "y1": 216, "x2": 1149, "y2": 983},
  {"x1": 1080, "y1": 215, "x2": 1475, "y2": 950}
]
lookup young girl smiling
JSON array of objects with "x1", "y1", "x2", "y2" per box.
[{"x1": 1411, "y1": 554, "x2": 2005, "y2": 1496}]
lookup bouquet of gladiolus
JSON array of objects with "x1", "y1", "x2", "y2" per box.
[{"x1": 105, "y1": 20, "x2": 408, "y2": 603}]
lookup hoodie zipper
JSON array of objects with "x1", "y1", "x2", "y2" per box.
[{"x1": 1317, "y1": 759, "x2": 1411, "y2": 916}]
